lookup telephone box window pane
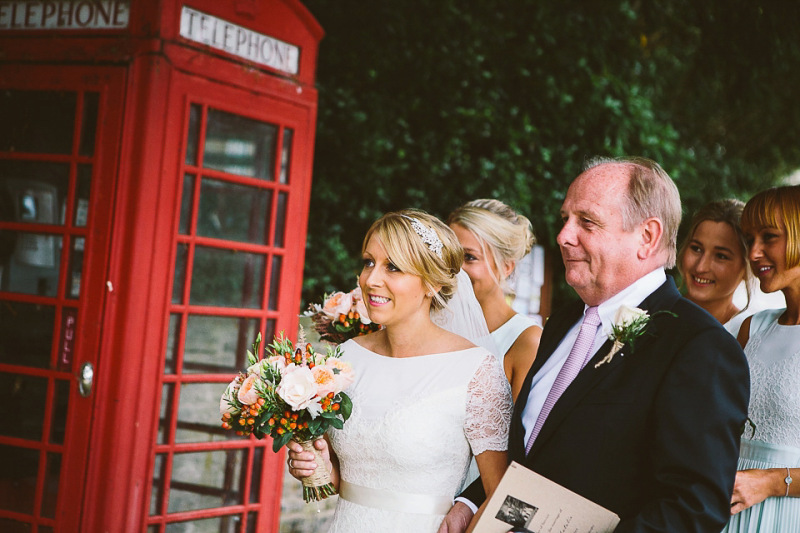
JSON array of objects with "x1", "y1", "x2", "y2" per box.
[
  {"x1": 0, "y1": 161, "x2": 69, "y2": 226},
  {"x1": 279, "y1": 128, "x2": 293, "y2": 184},
  {"x1": 204, "y1": 108, "x2": 277, "y2": 181},
  {"x1": 246, "y1": 511, "x2": 258, "y2": 533},
  {"x1": 79, "y1": 92, "x2": 99, "y2": 157},
  {"x1": 176, "y1": 382, "x2": 232, "y2": 443},
  {"x1": 0, "y1": 301, "x2": 55, "y2": 369},
  {"x1": 165, "y1": 517, "x2": 230, "y2": 533},
  {"x1": 172, "y1": 243, "x2": 188, "y2": 305},
  {"x1": 157, "y1": 383, "x2": 175, "y2": 445},
  {"x1": 66, "y1": 236, "x2": 85, "y2": 299},
  {"x1": 268, "y1": 255, "x2": 282, "y2": 311},
  {"x1": 167, "y1": 449, "x2": 245, "y2": 513},
  {"x1": 185, "y1": 104, "x2": 202, "y2": 167},
  {"x1": 178, "y1": 174, "x2": 195, "y2": 235},
  {"x1": 198, "y1": 179, "x2": 271, "y2": 244},
  {"x1": 184, "y1": 315, "x2": 258, "y2": 374},
  {"x1": 190, "y1": 246, "x2": 265, "y2": 309},
  {"x1": 0, "y1": 374, "x2": 46, "y2": 440},
  {"x1": 0, "y1": 518, "x2": 31, "y2": 532},
  {"x1": 40, "y1": 452, "x2": 61, "y2": 518},
  {"x1": 0, "y1": 444, "x2": 38, "y2": 514},
  {"x1": 0, "y1": 90, "x2": 75, "y2": 154},
  {"x1": 150, "y1": 453, "x2": 167, "y2": 515},
  {"x1": 164, "y1": 314, "x2": 181, "y2": 374},
  {"x1": 74, "y1": 165, "x2": 92, "y2": 227},
  {"x1": 0, "y1": 231, "x2": 61, "y2": 297},
  {"x1": 49, "y1": 380, "x2": 69, "y2": 445},
  {"x1": 273, "y1": 191, "x2": 288, "y2": 248}
]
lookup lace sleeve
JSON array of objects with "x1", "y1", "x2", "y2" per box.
[{"x1": 465, "y1": 353, "x2": 513, "y2": 455}]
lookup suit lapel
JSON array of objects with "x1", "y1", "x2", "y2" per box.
[{"x1": 525, "y1": 278, "x2": 681, "y2": 458}]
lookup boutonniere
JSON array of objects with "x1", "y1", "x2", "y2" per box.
[{"x1": 594, "y1": 305, "x2": 676, "y2": 368}]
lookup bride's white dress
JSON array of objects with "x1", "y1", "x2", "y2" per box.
[{"x1": 326, "y1": 339, "x2": 513, "y2": 532}]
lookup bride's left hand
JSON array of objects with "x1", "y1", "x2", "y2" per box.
[{"x1": 286, "y1": 437, "x2": 330, "y2": 480}]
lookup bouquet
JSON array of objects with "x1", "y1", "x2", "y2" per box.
[
  {"x1": 219, "y1": 331, "x2": 354, "y2": 502},
  {"x1": 305, "y1": 285, "x2": 381, "y2": 344}
]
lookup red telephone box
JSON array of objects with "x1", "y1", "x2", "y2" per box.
[{"x1": 0, "y1": 1, "x2": 322, "y2": 531}]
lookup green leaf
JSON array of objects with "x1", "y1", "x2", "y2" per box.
[
  {"x1": 272, "y1": 432, "x2": 292, "y2": 453},
  {"x1": 339, "y1": 394, "x2": 353, "y2": 420}
]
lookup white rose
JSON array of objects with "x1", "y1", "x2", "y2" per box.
[
  {"x1": 276, "y1": 366, "x2": 318, "y2": 410},
  {"x1": 219, "y1": 377, "x2": 241, "y2": 416},
  {"x1": 613, "y1": 305, "x2": 648, "y2": 328}
]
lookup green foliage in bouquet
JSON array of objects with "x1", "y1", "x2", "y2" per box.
[{"x1": 219, "y1": 332, "x2": 354, "y2": 454}]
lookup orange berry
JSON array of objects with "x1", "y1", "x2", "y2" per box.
[
  {"x1": 327, "y1": 392, "x2": 335, "y2": 399},
  {"x1": 236, "y1": 431, "x2": 244, "y2": 436},
  {"x1": 222, "y1": 413, "x2": 231, "y2": 420},
  {"x1": 222, "y1": 422, "x2": 231, "y2": 429},
  {"x1": 291, "y1": 413, "x2": 299, "y2": 420},
  {"x1": 354, "y1": 312, "x2": 360, "y2": 320},
  {"x1": 348, "y1": 311, "x2": 354, "y2": 320},
  {"x1": 309, "y1": 362, "x2": 315, "y2": 368},
  {"x1": 284, "y1": 410, "x2": 291, "y2": 418},
  {"x1": 332, "y1": 403, "x2": 340, "y2": 411},
  {"x1": 238, "y1": 419, "x2": 246, "y2": 426},
  {"x1": 277, "y1": 428, "x2": 285, "y2": 435},
  {"x1": 268, "y1": 418, "x2": 275, "y2": 425},
  {"x1": 289, "y1": 422, "x2": 297, "y2": 430},
  {"x1": 257, "y1": 398, "x2": 265, "y2": 406},
  {"x1": 280, "y1": 418, "x2": 287, "y2": 425}
]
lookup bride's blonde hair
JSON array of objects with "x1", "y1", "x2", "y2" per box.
[{"x1": 362, "y1": 209, "x2": 463, "y2": 311}]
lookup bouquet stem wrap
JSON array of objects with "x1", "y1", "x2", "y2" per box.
[{"x1": 299, "y1": 439, "x2": 338, "y2": 502}]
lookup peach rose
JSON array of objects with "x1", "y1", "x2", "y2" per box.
[
  {"x1": 237, "y1": 373, "x2": 262, "y2": 405},
  {"x1": 321, "y1": 291, "x2": 353, "y2": 319},
  {"x1": 312, "y1": 365, "x2": 338, "y2": 397},
  {"x1": 326, "y1": 358, "x2": 354, "y2": 391}
]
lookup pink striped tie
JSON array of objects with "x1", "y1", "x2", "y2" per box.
[{"x1": 525, "y1": 306, "x2": 601, "y2": 454}]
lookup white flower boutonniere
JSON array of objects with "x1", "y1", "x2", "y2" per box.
[{"x1": 594, "y1": 305, "x2": 675, "y2": 368}]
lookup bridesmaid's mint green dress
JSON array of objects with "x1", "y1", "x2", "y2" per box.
[{"x1": 722, "y1": 308, "x2": 800, "y2": 532}]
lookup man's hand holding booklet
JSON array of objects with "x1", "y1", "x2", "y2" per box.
[{"x1": 472, "y1": 462, "x2": 620, "y2": 533}]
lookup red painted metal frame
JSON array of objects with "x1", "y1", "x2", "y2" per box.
[
  {"x1": 0, "y1": 65, "x2": 126, "y2": 532},
  {"x1": 0, "y1": 2, "x2": 321, "y2": 530}
]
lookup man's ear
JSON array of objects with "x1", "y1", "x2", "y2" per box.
[{"x1": 637, "y1": 217, "x2": 664, "y2": 260}]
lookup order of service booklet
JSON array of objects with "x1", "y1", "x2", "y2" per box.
[{"x1": 473, "y1": 462, "x2": 620, "y2": 533}]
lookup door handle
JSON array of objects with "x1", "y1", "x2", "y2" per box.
[{"x1": 79, "y1": 362, "x2": 94, "y2": 397}]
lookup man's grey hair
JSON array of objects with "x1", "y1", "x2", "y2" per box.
[{"x1": 584, "y1": 156, "x2": 682, "y2": 268}]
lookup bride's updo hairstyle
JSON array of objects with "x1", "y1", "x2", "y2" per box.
[
  {"x1": 447, "y1": 199, "x2": 535, "y2": 292},
  {"x1": 741, "y1": 185, "x2": 800, "y2": 270},
  {"x1": 362, "y1": 209, "x2": 463, "y2": 311}
]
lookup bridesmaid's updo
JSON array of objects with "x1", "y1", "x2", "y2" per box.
[
  {"x1": 447, "y1": 199, "x2": 535, "y2": 291},
  {"x1": 362, "y1": 209, "x2": 463, "y2": 311}
]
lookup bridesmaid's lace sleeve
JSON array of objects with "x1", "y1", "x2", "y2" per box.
[{"x1": 465, "y1": 353, "x2": 512, "y2": 455}]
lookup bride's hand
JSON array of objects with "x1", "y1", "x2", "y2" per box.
[
  {"x1": 286, "y1": 437, "x2": 331, "y2": 480},
  {"x1": 437, "y1": 501, "x2": 474, "y2": 533}
]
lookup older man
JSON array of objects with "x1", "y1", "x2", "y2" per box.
[{"x1": 445, "y1": 157, "x2": 749, "y2": 533}]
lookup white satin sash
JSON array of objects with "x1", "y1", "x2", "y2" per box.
[{"x1": 339, "y1": 479, "x2": 453, "y2": 515}]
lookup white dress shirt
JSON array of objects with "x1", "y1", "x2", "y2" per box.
[{"x1": 521, "y1": 268, "x2": 666, "y2": 445}]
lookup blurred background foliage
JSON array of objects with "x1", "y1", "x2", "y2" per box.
[{"x1": 299, "y1": 0, "x2": 800, "y2": 310}]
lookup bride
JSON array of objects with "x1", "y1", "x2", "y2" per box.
[{"x1": 287, "y1": 209, "x2": 512, "y2": 532}]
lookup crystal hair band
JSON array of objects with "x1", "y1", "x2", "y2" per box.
[{"x1": 400, "y1": 215, "x2": 443, "y2": 258}]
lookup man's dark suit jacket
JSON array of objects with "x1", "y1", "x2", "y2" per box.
[{"x1": 463, "y1": 277, "x2": 749, "y2": 533}]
